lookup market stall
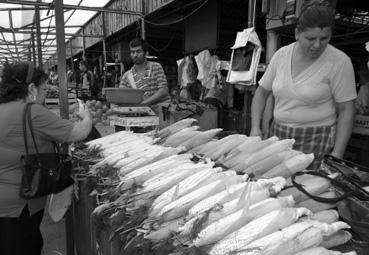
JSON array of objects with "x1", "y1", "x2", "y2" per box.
[{"x1": 69, "y1": 118, "x2": 367, "y2": 255}]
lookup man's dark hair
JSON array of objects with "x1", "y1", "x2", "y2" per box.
[
  {"x1": 0, "y1": 62, "x2": 47, "y2": 103},
  {"x1": 297, "y1": 0, "x2": 335, "y2": 32},
  {"x1": 129, "y1": 38, "x2": 149, "y2": 53},
  {"x1": 79, "y1": 60, "x2": 89, "y2": 69}
]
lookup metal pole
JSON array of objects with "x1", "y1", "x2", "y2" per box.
[
  {"x1": 102, "y1": 12, "x2": 107, "y2": 88},
  {"x1": 3, "y1": 0, "x2": 141, "y2": 15},
  {"x1": 141, "y1": 0, "x2": 146, "y2": 39},
  {"x1": 243, "y1": 0, "x2": 257, "y2": 134},
  {"x1": 27, "y1": 46, "x2": 31, "y2": 61},
  {"x1": 70, "y1": 42, "x2": 75, "y2": 81},
  {"x1": 8, "y1": 10, "x2": 20, "y2": 59},
  {"x1": 0, "y1": 26, "x2": 103, "y2": 38},
  {"x1": 31, "y1": 32, "x2": 37, "y2": 65},
  {"x1": 248, "y1": 0, "x2": 255, "y2": 27},
  {"x1": 82, "y1": 30, "x2": 86, "y2": 60},
  {"x1": 35, "y1": 0, "x2": 43, "y2": 67}
]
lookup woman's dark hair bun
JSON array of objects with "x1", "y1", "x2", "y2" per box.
[{"x1": 0, "y1": 62, "x2": 47, "y2": 103}]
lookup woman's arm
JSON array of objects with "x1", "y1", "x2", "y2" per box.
[
  {"x1": 262, "y1": 94, "x2": 275, "y2": 139},
  {"x1": 250, "y1": 86, "x2": 271, "y2": 137},
  {"x1": 331, "y1": 100, "x2": 355, "y2": 158}
]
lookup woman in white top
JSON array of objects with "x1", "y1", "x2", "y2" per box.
[{"x1": 250, "y1": 0, "x2": 357, "y2": 169}]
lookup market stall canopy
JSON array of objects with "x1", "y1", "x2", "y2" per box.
[{"x1": 0, "y1": 0, "x2": 111, "y2": 66}]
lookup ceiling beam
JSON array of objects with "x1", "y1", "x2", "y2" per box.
[
  {"x1": 0, "y1": 7, "x2": 49, "y2": 11},
  {"x1": 0, "y1": 27, "x2": 103, "y2": 37},
  {"x1": 2, "y1": 0, "x2": 142, "y2": 15},
  {"x1": 20, "y1": 25, "x2": 82, "y2": 29}
]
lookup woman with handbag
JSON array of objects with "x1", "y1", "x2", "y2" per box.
[{"x1": 0, "y1": 62, "x2": 93, "y2": 255}]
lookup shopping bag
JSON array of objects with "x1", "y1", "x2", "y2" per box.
[
  {"x1": 19, "y1": 103, "x2": 74, "y2": 199},
  {"x1": 48, "y1": 185, "x2": 74, "y2": 222},
  {"x1": 291, "y1": 155, "x2": 369, "y2": 254}
]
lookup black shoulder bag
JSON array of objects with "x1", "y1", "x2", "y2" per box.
[
  {"x1": 19, "y1": 103, "x2": 74, "y2": 199},
  {"x1": 291, "y1": 155, "x2": 369, "y2": 254}
]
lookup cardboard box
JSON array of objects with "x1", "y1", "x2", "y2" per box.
[{"x1": 353, "y1": 115, "x2": 369, "y2": 135}]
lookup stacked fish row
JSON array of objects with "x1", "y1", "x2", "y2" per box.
[{"x1": 85, "y1": 119, "x2": 355, "y2": 255}]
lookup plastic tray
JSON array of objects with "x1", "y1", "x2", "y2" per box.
[{"x1": 104, "y1": 88, "x2": 144, "y2": 105}]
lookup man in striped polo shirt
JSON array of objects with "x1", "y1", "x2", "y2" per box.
[{"x1": 119, "y1": 38, "x2": 170, "y2": 106}]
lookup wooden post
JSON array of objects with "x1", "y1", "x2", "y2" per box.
[{"x1": 55, "y1": 2, "x2": 74, "y2": 254}]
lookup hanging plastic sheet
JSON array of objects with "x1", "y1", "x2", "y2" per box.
[
  {"x1": 226, "y1": 27, "x2": 262, "y2": 86},
  {"x1": 177, "y1": 56, "x2": 197, "y2": 99},
  {"x1": 195, "y1": 50, "x2": 231, "y2": 106},
  {"x1": 195, "y1": 50, "x2": 220, "y2": 90}
]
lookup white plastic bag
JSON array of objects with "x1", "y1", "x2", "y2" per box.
[
  {"x1": 227, "y1": 27, "x2": 262, "y2": 86},
  {"x1": 48, "y1": 185, "x2": 74, "y2": 222}
]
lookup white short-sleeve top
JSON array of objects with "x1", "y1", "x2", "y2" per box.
[{"x1": 259, "y1": 42, "x2": 357, "y2": 127}]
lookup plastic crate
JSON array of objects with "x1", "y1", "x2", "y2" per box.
[{"x1": 103, "y1": 88, "x2": 143, "y2": 105}]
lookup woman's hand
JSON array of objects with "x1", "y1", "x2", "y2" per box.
[
  {"x1": 66, "y1": 102, "x2": 93, "y2": 143},
  {"x1": 250, "y1": 127, "x2": 263, "y2": 137},
  {"x1": 76, "y1": 100, "x2": 92, "y2": 120}
]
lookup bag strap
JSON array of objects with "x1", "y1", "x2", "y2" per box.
[
  {"x1": 324, "y1": 155, "x2": 369, "y2": 190},
  {"x1": 22, "y1": 103, "x2": 40, "y2": 156},
  {"x1": 292, "y1": 170, "x2": 369, "y2": 203},
  {"x1": 22, "y1": 103, "x2": 30, "y2": 156},
  {"x1": 26, "y1": 103, "x2": 40, "y2": 155},
  {"x1": 23, "y1": 103, "x2": 60, "y2": 160}
]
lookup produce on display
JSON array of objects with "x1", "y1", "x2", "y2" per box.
[
  {"x1": 295, "y1": 247, "x2": 356, "y2": 255},
  {"x1": 238, "y1": 221, "x2": 350, "y2": 255},
  {"x1": 72, "y1": 118, "x2": 356, "y2": 255},
  {"x1": 69, "y1": 99, "x2": 112, "y2": 125},
  {"x1": 46, "y1": 84, "x2": 59, "y2": 98}
]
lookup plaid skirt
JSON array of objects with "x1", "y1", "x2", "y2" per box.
[{"x1": 269, "y1": 121, "x2": 336, "y2": 170}]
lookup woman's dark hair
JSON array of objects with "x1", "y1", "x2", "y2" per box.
[
  {"x1": 296, "y1": 0, "x2": 335, "y2": 32},
  {"x1": 0, "y1": 62, "x2": 47, "y2": 103},
  {"x1": 129, "y1": 37, "x2": 149, "y2": 53}
]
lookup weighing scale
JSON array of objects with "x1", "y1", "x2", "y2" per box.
[{"x1": 108, "y1": 104, "x2": 159, "y2": 130}]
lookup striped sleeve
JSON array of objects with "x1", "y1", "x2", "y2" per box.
[{"x1": 152, "y1": 62, "x2": 168, "y2": 89}]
